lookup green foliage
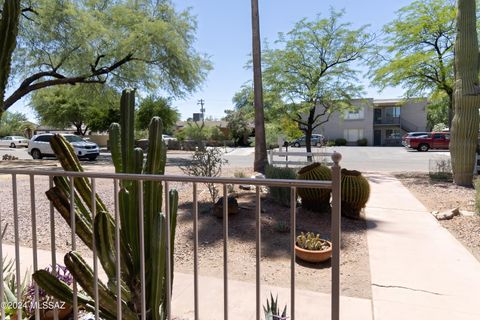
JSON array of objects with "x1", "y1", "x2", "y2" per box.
[
  {"x1": 31, "y1": 84, "x2": 120, "y2": 135},
  {"x1": 296, "y1": 232, "x2": 331, "y2": 251},
  {"x1": 35, "y1": 89, "x2": 178, "y2": 319},
  {"x1": 432, "y1": 123, "x2": 447, "y2": 132},
  {"x1": 297, "y1": 163, "x2": 332, "y2": 211},
  {"x1": 370, "y1": 0, "x2": 455, "y2": 124},
  {"x1": 265, "y1": 164, "x2": 297, "y2": 207},
  {"x1": 179, "y1": 123, "x2": 226, "y2": 142},
  {"x1": 262, "y1": 9, "x2": 373, "y2": 147},
  {"x1": 181, "y1": 147, "x2": 228, "y2": 204},
  {"x1": 357, "y1": 138, "x2": 368, "y2": 146},
  {"x1": 335, "y1": 138, "x2": 347, "y2": 146},
  {"x1": 273, "y1": 221, "x2": 290, "y2": 234},
  {"x1": 224, "y1": 109, "x2": 251, "y2": 146},
  {"x1": 341, "y1": 169, "x2": 370, "y2": 219},
  {"x1": 3, "y1": 0, "x2": 211, "y2": 113},
  {"x1": 0, "y1": 111, "x2": 29, "y2": 136},
  {"x1": 136, "y1": 96, "x2": 180, "y2": 133},
  {"x1": 263, "y1": 293, "x2": 287, "y2": 320},
  {"x1": 427, "y1": 94, "x2": 450, "y2": 130},
  {"x1": 233, "y1": 171, "x2": 247, "y2": 178}
]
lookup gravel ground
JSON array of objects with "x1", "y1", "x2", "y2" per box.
[
  {"x1": 396, "y1": 172, "x2": 480, "y2": 262},
  {"x1": 0, "y1": 163, "x2": 371, "y2": 299}
]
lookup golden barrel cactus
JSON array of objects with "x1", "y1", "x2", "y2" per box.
[
  {"x1": 297, "y1": 163, "x2": 332, "y2": 212},
  {"x1": 341, "y1": 169, "x2": 370, "y2": 218}
]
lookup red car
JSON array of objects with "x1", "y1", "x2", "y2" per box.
[{"x1": 404, "y1": 132, "x2": 450, "y2": 151}]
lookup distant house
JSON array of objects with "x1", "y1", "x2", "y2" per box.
[{"x1": 317, "y1": 98, "x2": 428, "y2": 146}]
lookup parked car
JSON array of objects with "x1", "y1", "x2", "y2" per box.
[
  {"x1": 162, "y1": 134, "x2": 177, "y2": 142},
  {"x1": 0, "y1": 136, "x2": 29, "y2": 148},
  {"x1": 290, "y1": 134, "x2": 324, "y2": 147},
  {"x1": 404, "y1": 132, "x2": 450, "y2": 151},
  {"x1": 28, "y1": 134, "x2": 100, "y2": 160},
  {"x1": 401, "y1": 132, "x2": 429, "y2": 146}
]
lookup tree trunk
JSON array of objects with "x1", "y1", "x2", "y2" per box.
[
  {"x1": 251, "y1": 0, "x2": 267, "y2": 173},
  {"x1": 450, "y1": 0, "x2": 480, "y2": 187},
  {"x1": 305, "y1": 107, "x2": 316, "y2": 162},
  {"x1": 0, "y1": 0, "x2": 21, "y2": 116}
]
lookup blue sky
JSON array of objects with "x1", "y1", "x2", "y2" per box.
[{"x1": 10, "y1": 0, "x2": 416, "y2": 122}]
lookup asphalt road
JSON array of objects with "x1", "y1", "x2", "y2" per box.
[{"x1": 0, "y1": 146, "x2": 451, "y2": 173}]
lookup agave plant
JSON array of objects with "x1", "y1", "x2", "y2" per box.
[
  {"x1": 263, "y1": 293, "x2": 287, "y2": 320},
  {"x1": 32, "y1": 89, "x2": 178, "y2": 320}
]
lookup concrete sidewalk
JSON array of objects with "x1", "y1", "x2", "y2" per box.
[{"x1": 365, "y1": 173, "x2": 480, "y2": 319}]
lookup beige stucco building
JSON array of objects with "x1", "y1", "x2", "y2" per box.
[{"x1": 316, "y1": 98, "x2": 428, "y2": 146}]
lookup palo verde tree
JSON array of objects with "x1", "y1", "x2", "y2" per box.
[
  {"x1": 262, "y1": 9, "x2": 373, "y2": 154},
  {"x1": 31, "y1": 84, "x2": 120, "y2": 135},
  {"x1": 450, "y1": 0, "x2": 480, "y2": 187},
  {"x1": 370, "y1": 0, "x2": 456, "y2": 128},
  {"x1": 0, "y1": 0, "x2": 211, "y2": 117}
]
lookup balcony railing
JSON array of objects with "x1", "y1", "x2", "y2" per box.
[
  {"x1": 0, "y1": 153, "x2": 342, "y2": 320},
  {"x1": 373, "y1": 117, "x2": 400, "y2": 125}
]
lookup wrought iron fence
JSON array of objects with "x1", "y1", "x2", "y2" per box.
[{"x1": 0, "y1": 153, "x2": 342, "y2": 320}]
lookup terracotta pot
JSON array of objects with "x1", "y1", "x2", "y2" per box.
[{"x1": 295, "y1": 241, "x2": 332, "y2": 263}]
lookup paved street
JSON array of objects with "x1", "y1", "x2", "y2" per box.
[{"x1": 0, "y1": 146, "x2": 451, "y2": 173}]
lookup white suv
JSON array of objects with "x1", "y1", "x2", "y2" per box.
[{"x1": 28, "y1": 134, "x2": 100, "y2": 161}]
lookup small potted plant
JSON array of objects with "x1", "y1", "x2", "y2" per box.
[{"x1": 295, "y1": 232, "x2": 332, "y2": 263}]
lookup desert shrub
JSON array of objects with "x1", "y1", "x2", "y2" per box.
[
  {"x1": 274, "y1": 220, "x2": 290, "y2": 233},
  {"x1": 428, "y1": 158, "x2": 453, "y2": 181},
  {"x1": 357, "y1": 138, "x2": 368, "y2": 146},
  {"x1": 181, "y1": 147, "x2": 228, "y2": 204},
  {"x1": 234, "y1": 171, "x2": 247, "y2": 178},
  {"x1": 265, "y1": 164, "x2": 297, "y2": 207},
  {"x1": 335, "y1": 138, "x2": 347, "y2": 146},
  {"x1": 2, "y1": 154, "x2": 18, "y2": 160}
]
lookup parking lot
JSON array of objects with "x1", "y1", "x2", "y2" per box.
[{"x1": 0, "y1": 145, "x2": 453, "y2": 173}]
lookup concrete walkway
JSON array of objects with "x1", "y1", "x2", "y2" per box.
[{"x1": 366, "y1": 173, "x2": 480, "y2": 319}]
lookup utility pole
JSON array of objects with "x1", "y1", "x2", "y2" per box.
[{"x1": 197, "y1": 99, "x2": 205, "y2": 125}]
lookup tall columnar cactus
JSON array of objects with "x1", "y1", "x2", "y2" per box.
[
  {"x1": 297, "y1": 163, "x2": 332, "y2": 212},
  {"x1": 340, "y1": 169, "x2": 370, "y2": 219},
  {"x1": 0, "y1": 0, "x2": 21, "y2": 116},
  {"x1": 33, "y1": 89, "x2": 178, "y2": 320},
  {"x1": 450, "y1": 0, "x2": 480, "y2": 187}
]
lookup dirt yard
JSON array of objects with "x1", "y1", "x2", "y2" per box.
[
  {"x1": 0, "y1": 162, "x2": 371, "y2": 299},
  {"x1": 396, "y1": 172, "x2": 480, "y2": 262}
]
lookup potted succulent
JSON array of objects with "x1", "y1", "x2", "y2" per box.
[{"x1": 295, "y1": 232, "x2": 332, "y2": 263}]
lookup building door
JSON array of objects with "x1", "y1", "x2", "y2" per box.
[
  {"x1": 374, "y1": 130, "x2": 381, "y2": 146},
  {"x1": 374, "y1": 108, "x2": 382, "y2": 124}
]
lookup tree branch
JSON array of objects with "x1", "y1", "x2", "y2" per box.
[{"x1": 3, "y1": 53, "x2": 135, "y2": 110}]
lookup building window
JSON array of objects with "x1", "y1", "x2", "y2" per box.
[
  {"x1": 344, "y1": 129, "x2": 364, "y2": 142},
  {"x1": 385, "y1": 106, "x2": 400, "y2": 118},
  {"x1": 345, "y1": 107, "x2": 364, "y2": 120}
]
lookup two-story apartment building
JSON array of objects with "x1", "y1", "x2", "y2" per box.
[{"x1": 317, "y1": 98, "x2": 428, "y2": 146}]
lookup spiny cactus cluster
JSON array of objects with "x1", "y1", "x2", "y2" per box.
[
  {"x1": 296, "y1": 232, "x2": 331, "y2": 251},
  {"x1": 33, "y1": 89, "x2": 178, "y2": 320}
]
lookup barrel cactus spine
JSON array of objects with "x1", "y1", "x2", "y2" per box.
[
  {"x1": 297, "y1": 162, "x2": 332, "y2": 212},
  {"x1": 34, "y1": 89, "x2": 178, "y2": 320},
  {"x1": 340, "y1": 169, "x2": 370, "y2": 219}
]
